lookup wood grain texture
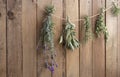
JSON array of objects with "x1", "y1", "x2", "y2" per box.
[
  {"x1": 0, "y1": 0, "x2": 6, "y2": 77},
  {"x1": 79, "y1": 0, "x2": 92, "y2": 77},
  {"x1": 0, "y1": 0, "x2": 120, "y2": 77},
  {"x1": 118, "y1": 0, "x2": 120, "y2": 76},
  {"x1": 22, "y1": 0, "x2": 36, "y2": 77},
  {"x1": 37, "y1": 0, "x2": 52, "y2": 77},
  {"x1": 7, "y1": 0, "x2": 23, "y2": 77},
  {"x1": 65, "y1": 0, "x2": 79, "y2": 77},
  {"x1": 92, "y1": 0, "x2": 105, "y2": 77},
  {"x1": 106, "y1": 0, "x2": 118, "y2": 77},
  {"x1": 52, "y1": 0, "x2": 65, "y2": 77}
]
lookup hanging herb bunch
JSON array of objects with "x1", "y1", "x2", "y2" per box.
[
  {"x1": 111, "y1": 2, "x2": 120, "y2": 16},
  {"x1": 83, "y1": 16, "x2": 93, "y2": 42},
  {"x1": 95, "y1": 8, "x2": 109, "y2": 41},
  {"x1": 37, "y1": 5, "x2": 57, "y2": 73},
  {"x1": 59, "y1": 17, "x2": 80, "y2": 51}
]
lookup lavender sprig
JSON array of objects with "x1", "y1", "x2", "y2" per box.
[{"x1": 37, "y1": 5, "x2": 57, "y2": 73}]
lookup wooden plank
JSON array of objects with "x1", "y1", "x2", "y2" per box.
[
  {"x1": 118, "y1": 1, "x2": 120, "y2": 76},
  {"x1": 79, "y1": 0, "x2": 92, "y2": 77},
  {"x1": 7, "y1": 0, "x2": 23, "y2": 77},
  {"x1": 22, "y1": 0, "x2": 36, "y2": 77},
  {"x1": 92, "y1": 0, "x2": 105, "y2": 77},
  {"x1": 106, "y1": 0, "x2": 118, "y2": 77},
  {"x1": 0, "y1": 0, "x2": 6, "y2": 77},
  {"x1": 52, "y1": 0, "x2": 65, "y2": 77},
  {"x1": 36, "y1": 0, "x2": 52, "y2": 77},
  {"x1": 65, "y1": 0, "x2": 79, "y2": 77}
]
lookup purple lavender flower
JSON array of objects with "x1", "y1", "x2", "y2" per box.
[{"x1": 48, "y1": 66, "x2": 54, "y2": 73}]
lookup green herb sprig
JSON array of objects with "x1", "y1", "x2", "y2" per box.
[
  {"x1": 59, "y1": 17, "x2": 80, "y2": 51},
  {"x1": 84, "y1": 16, "x2": 92, "y2": 42},
  {"x1": 111, "y1": 2, "x2": 120, "y2": 16},
  {"x1": 95, "y1": 8, "x2": 109, "y2": 41},
  {"x1": 41, "y1": 5, "x2": 55, "y2": 54},
  {"x1": 38, "y1": 5, "x2": 57, "y2": 73}
]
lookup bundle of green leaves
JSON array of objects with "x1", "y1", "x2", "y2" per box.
[
  {"x1": 38, "y1": 5, "x2": 57, "y2": 73},
  {"x1": 59, "y1": 17, "x2": 80, "y2": 51},
  {"x1": 84, "y1": 16, "x2": 92, "y2": 42},
  {"x1": 111, "y1": 2, "x2": 120, "y2": 16},
  {"x1": 95, "y1": 8, "x2": 109, "y2": 41}
]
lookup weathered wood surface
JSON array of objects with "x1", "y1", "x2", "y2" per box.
[
  {"x1": 22, "y1": 0, "x2": 37, "y2": 77},
  {"x1": 92, "y1": 0, "x2": 105, "y2": 77},
  {"x1": 7, "y1": 0, "x2": 23, "y2": 77},
  {"x1": 0, "y1": 0, "x2": 6, "y2": 77},
  {"x1": 106, "y1": 0, "x2": 119, "y2": 77},
  {"x1": 79, "y1": 0, "x2": 92, "y2": 77},
  {"x1": 0, "y1": 0, "x2": 119, "y2": 77}
]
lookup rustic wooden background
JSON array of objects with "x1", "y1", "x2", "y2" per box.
[{"x1": 0, "y1": 0, "x2": 120, "y2": 77}]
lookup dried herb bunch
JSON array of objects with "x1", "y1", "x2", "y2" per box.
[
  {"x1": 59, "y1": 17, "x2": 80, "y2": 51},
  {"x1": 38, "y1": 5, "x2": 57, "y2": 73},
  {"x1": 95, "y1": 8, "x2": 109, "y2": 41},
  {"x1": 111, "y1": 2, "x2": 120, "y2": 16},
  {"x1": 84, "y1": 16, "x2": 92, "y2": 42}
]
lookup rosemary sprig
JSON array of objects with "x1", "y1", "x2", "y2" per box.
[
  {"x1": 59, "y1": 17, "x2": 80, "y2": 51},
  {"x1": 111, "y1": 2, "x2": 120, "y2": 16},
  {"x1": 84, "y1": 16, "x2": 92, "y2": 42},
  {"x1": 38, "y1": 5, "x2": 57, "y2": 73},
  {"x1": 95, "y1": 8, "x2": 109, "y2": 41}
]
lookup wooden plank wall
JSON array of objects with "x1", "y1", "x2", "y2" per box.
[
  {"x1": 0, "y1": 0, "x2": 120, "y2": 77},
  {"x1": 92, "y1": 0, "x2": 105, "y2": 77},
  {"x1": 0, "y1": 0, "x2": 6, "y2": 77},
  {"x1": 80, "y1": 0, "x2": 92, "y2": 77}
]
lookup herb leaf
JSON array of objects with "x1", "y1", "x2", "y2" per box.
[
  {"x1": 59, "y1": 17, "x2": 80, "y2": 51},
  {"x1": 111, "y1": 2, "x2": 120, "y2": 16},
  {"x1": 84, "y1": 16, "x2": 93, "y2": 42},
  {"x1": 95, "y1": 8, "x2": 109, "y2": 41}
]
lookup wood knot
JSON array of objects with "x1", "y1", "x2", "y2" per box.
[{"x1": 7, "y1": 11, "x2": 15, "y2": 20}]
